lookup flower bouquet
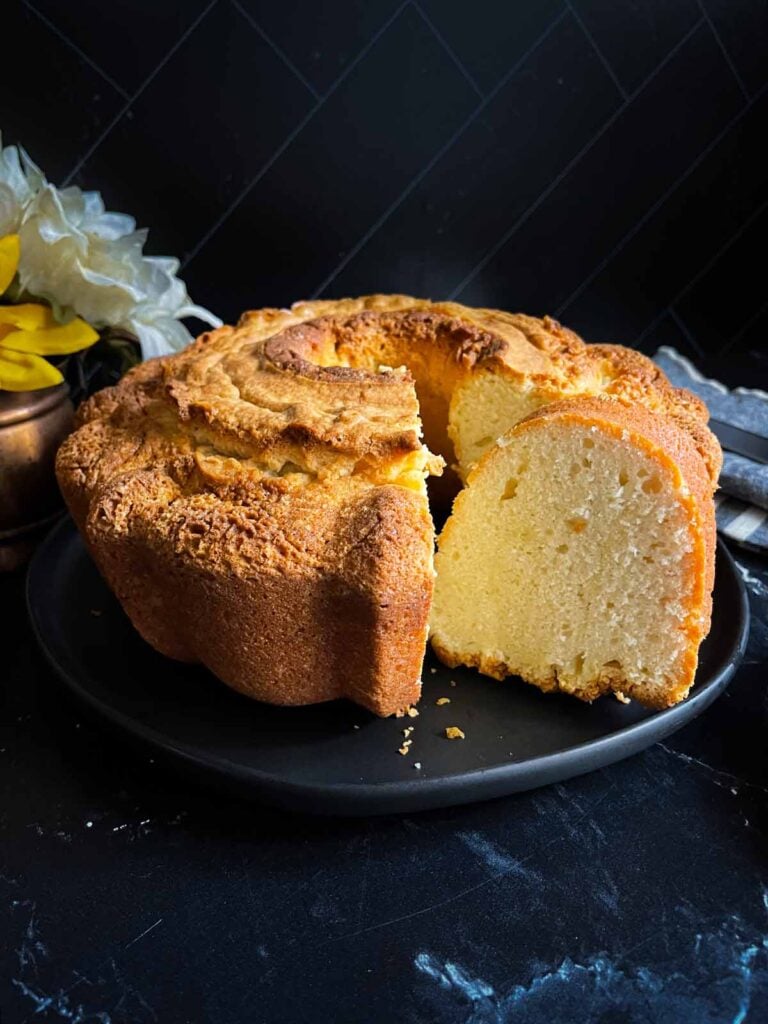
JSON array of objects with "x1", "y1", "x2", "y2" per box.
[{"x1": 0, "y1": 133, "x2": 220, "y2": 568}]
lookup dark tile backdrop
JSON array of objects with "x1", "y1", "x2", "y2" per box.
[{"x1": 2, "y1": 0, "x2": 767, "y2": 371}]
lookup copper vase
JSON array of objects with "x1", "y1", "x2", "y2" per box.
[{"x1": 0, "y1": 384, "x2": 74, "y2": 571}]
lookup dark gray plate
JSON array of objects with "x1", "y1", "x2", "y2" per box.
[{"x1": 27, "y1": 518, "x2": 749, "y2": 815}]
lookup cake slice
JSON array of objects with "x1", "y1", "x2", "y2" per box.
[{"x1": 430, "y1": 396, "x2": 717, "y2": 708}]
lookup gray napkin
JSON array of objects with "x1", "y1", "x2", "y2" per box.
[{"x1": 654, "y1": 346, "x2": 768, "y2": 552}]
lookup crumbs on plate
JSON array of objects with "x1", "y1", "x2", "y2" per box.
[{"x1": 445, "y1": 726, "x2": 465, "y2": 740}]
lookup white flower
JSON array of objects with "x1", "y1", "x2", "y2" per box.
[
  {"x1": 0, "y1": 132, "x2": 221, "y2": 358},
  {"x1": 0, "y1": 132, "x2": 44, "y2": 235}
]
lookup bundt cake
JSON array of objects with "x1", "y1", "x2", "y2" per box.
[{"x1": 56, "y1": 295, "x2": 720, "y2": 716}]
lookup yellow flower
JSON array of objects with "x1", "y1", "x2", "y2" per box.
[{"x1": 0, "y1": 233, "x2": 98, "y2": 391}]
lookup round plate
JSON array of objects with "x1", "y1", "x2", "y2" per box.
[{"x1": 27, "y1": 518, "x2": 749, "y2": 815}]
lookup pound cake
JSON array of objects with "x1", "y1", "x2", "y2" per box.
[
  {"x1": 56, "y1": 295, "x2": 720, "y2": 715},
  {"x1": 430, "y1": 397, "x2": 716, "y2": 707}
]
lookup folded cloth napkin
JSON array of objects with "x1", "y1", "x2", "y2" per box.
[{"x1": 654, "y1": 346, "x2": 768, "y2": 553}]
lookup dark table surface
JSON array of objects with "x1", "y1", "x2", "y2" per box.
[{"x1": 1, "y1": 534, "x2": 767, "y2": 1024}]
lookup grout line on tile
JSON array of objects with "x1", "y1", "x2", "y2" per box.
[
  {"x1": 448, "y1": 17, "x2": 706, "y2": 301},
  {"x1": 299, "y1": 0, "x2": 412, "y2": 105},
  {"x1": 556, "y1": 87, "x2": 766, "y2": 323},
  {"x1": 722, "y1": 295, "x2": 768, "y2": 354},
  {"x1": 23, "y1": 0, "x2": 131, "y2": 100},
  {"x1": 181, "y1": 0, "x2": 419, "y2": 270},
  {"x1": 608, "y1": 18, "x2": 703, "y2": 109},
  {"x1": 634, "y1": 189, "x2": 768, "y2": 347},
  {"x1": 564, "y1": 0, "x2": 627, "y2": 100},
  {"x1": 230, "y1": 0, "x2": 321, "y2": 100},
  {"x1": 668, "y1": 307, "x2": 705, "y2": 357},
  {"x1": 183, "y1": 109, "x2": 323, "y2": 269},
  {"x1": 61, "y1": 0, "x2": 220, "y2": 187},
  {"x1": 411, "y1": 0, "x2": 484, "y2": 99},
  {"x1": 310, "y1": 8, "x2": 570, "y2": 298},
  {"x1": 696, "y1": 0, "x2": 751, "y2": 102}
]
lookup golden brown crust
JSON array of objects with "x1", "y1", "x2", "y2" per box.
[
  {"x1": 56, "y1": 294, "x2": 719, "y2": 715},
  {"x1": 57, "y1": 361, "x2": 434, "y2": 716}
]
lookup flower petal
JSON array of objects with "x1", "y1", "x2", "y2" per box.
[
  {"x1": 18, "y1": 144, "x2": 45, "y2": 193},
  {"x1": 1, "y1": 136, "x2": 44, "y2": 233},
  {"x1": 3, "y1": 316, "x2": 98, "y2": 355},
  {"x1": 177, "y1": 304, "x2": 223, "y2": 328},
  {"x1": 0, "y1": 302, "x2": 55, "y2": 330},
  {"x1": 0, "y1": 345, "x2": 63, "y2": 390},
  {"x1": 76, "y1": 261, "x2": 146, "y2": 302},
  {"x1": 0, "y1": 233, "x2": 20, "y2": 294},
  {"x1": 0, "y1": 184, "x2": 22, "y2": 237},
  {"x1": 15, "y1": 172, "x2": 219, "y2": 357},
  {"x1": 127, "y1": 317, "x2": 187, "y2": 359}
]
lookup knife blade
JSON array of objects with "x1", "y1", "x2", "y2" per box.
[{"x1": 709, "y1": 418, "x2": 768, "y2": 465}]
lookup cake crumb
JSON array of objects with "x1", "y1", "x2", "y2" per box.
[
  {"x1": 413, "y1": 762, "x2": 422, "y2": 770},
  {"x1": 402, "y1": 726, "x2": 414, "y2": 737},
  {"x1": 450, "y1": 680, "x2": 457, "y2": 687},
  {"x1": 436, "y1": 697, "x2": 451, "y2": 706},
  {"x1": 430, "y1": 667, "x2": 437, "y2": 674},
  {"x1": 445, "y1": 726, "x2": 465, "y2": 740},
  {"x1": 614, "y1": 691, "x2": 631, "y2": 705},
  {"x1": 406, "y1": 706, "x2": 419, "y2": 718},
  {"x1": 90, "y1": 609, "x2": 102, "y2": 617},
  {"x1": 353, "y1": 724, "x2": 360, "y2": 729},
  {"x1": 398, "y1": 744, "x2": 410, "y2": 755}
]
